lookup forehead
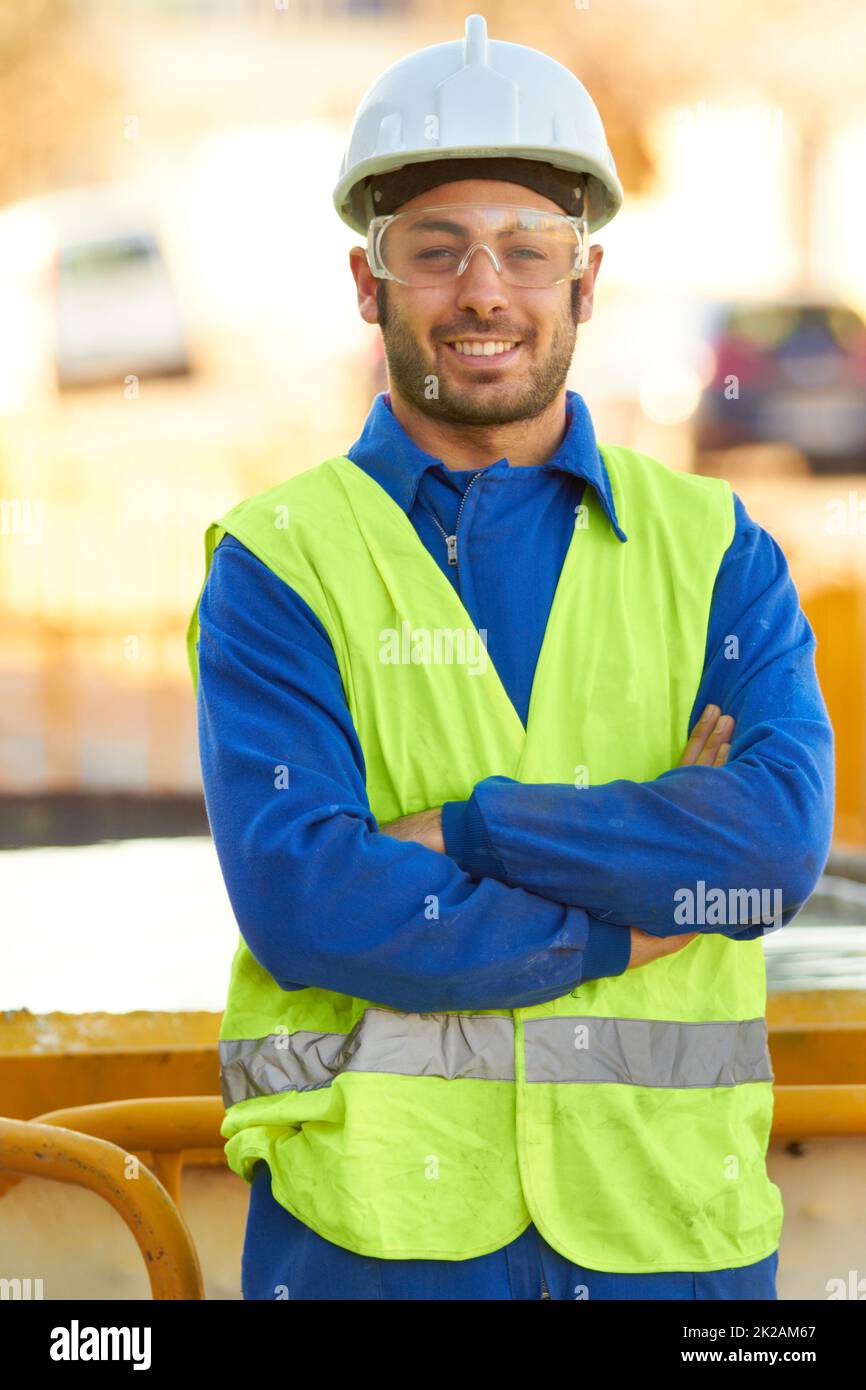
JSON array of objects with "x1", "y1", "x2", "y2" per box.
[{"x1": 393, "y1": 180, "x2": 564, "y2": 216}]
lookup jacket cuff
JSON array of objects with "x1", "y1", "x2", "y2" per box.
[
  {"x1": 581, "y1": 918, "x2": 631, "y2": 982},
  {"x1": 441, "y1": 796, "x2": 505, "y2": 880}
]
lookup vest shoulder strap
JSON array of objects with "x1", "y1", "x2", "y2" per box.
[
  {"x1": 598, "y1": 441, "x2": 735, "y2": 549},
  {"x1": 187, "y1": 447, "x2": 735, "y2": 693},
  {"x1": 186, "y1": 457, "x2": 353, "y2": 690}
]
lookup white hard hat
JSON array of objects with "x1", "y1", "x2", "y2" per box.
[{"x1": 333, "y1": 13, "x2": 624, "y2": 237}]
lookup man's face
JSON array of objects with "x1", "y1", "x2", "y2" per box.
[{"x1": 352, "y1": 179, "x2": 602, "y2": 426}]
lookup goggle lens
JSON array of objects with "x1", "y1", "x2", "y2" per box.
[{"x1": 372, "y1": 205, "x2": 587, "y2": 287}]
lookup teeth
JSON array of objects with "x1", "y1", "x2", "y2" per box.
[{"x1": 451, "y1": 341, "x2": 516, "y2": 356}]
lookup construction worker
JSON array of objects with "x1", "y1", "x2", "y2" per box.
[{"x1": 187, "y1": 14, "x2": 834, "y2": 1300}]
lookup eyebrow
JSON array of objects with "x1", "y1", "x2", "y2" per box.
[{"x1": 407, "y1": 217, "x2": 522, "y2": 238}]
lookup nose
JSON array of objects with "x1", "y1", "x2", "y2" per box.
[{"x1": 454, "y1": 242, "x2": 510, "y2": 317}]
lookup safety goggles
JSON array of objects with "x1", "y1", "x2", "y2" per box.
[{"x1": 366, "y1": 203, "x2": 590, "y2": 288}]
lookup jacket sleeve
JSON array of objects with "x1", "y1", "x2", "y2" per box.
[
  {"x1": 194, "y1": 534, "x2": 631, "y2": 1013},
  {"x1": 441, "y1": 494, "x2": 835, "y2": 939}
]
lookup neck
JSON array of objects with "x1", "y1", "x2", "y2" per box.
[{"x1": 387, "y1": 386, "x2": 569, "y2": 470}]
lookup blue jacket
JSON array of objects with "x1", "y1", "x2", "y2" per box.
[{"x1": 195, "y1": 388, "x2": 834, "y2": 1013}]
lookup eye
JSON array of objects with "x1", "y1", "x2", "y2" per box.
[
  {"x1": 415, "y1": 246, "x2": 459, "y2": 262},
  {"x1": 506, "y1": 246, "x2": 547, "y2": 261}
]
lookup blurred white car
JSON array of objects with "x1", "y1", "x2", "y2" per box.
[{"x1": 0, "y1": 182, "x2": 191, "y2": 396}]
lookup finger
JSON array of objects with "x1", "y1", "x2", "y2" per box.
[
  {"x1": 713, "y1": 741, "x2": 731, "y2": 768},
  {"x1": 678, "y1": 704, "x2": 720, "y2": 766},
  {"x1": 695, "y1": 714, "x2": 735, "y2": 766}
]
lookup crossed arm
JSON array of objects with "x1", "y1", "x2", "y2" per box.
[
  {"x1": 381, "y1": 701, "x2": 735, "y2": 850},
  {"x1": 380, "y1": 705, "x2": 740, "y2": 971},
  {"x1": 196, "y1": 496, "x2": 834, "y2": 1014},
  {"x1": 383, "y1": 498, "x2": 835, "y2": 941}
]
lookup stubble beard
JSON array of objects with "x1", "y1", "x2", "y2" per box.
[{"x1": 375, "y1": 281, "x2": 582, "y2": 426}]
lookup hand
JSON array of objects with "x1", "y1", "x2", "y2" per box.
[
  {"x1": 676, "y1": 703, "x2": 734, "y2": 768},
  {"x1": 626, "y1": 703, "x2": 735, "y2": 970},
  {"x1": 378, "y1": 806, "x2": 444, "y2": 854},
  {"x1": 626, "y1": 926, "x2": 700, "y2": 969}
]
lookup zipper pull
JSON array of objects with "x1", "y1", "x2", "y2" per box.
[{"x1": 446, "y1": 534, "x2": 458, "y2": 566}]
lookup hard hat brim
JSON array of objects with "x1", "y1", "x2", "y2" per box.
[{"x1": 334, "y1": 147, "x2": 623, "y2": 238}]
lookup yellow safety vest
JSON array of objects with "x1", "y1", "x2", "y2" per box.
[{"x1": 186, "y1": 442, "x2": 782, "y2": 1270}]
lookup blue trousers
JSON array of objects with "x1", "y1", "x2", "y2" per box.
[{"x1": 242, "y1": 1160, "x2": 779, "y2": 1301}]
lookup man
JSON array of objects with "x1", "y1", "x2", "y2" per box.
[{"x1": 187, "y1": 15, "x2": 834, "y2": 1300}]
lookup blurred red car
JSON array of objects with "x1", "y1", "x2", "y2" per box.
[{"x1": 693, "y1": 298, "x2": 866, "y2": 474}]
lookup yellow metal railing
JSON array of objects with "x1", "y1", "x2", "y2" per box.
[
  {"x1": 0, "y1": 1116, "x2": 204, "y2": 1300},
  {"x1": 3, "y1": 1086, "x2": 865, "y2": 1214},
  {"x1": 1, "y1": 1085, "x2": 864, "y2": 1301},
  {"x1": 772, "y1": 1085, "x2": 866, "y2": 1137},
  {"x1": 26, "y1": 1096, "x2": 224, "y2": 1204}
]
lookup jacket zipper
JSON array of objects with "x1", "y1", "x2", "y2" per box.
[
  {"x1": 423, "y1": 466, "x2": 549, "y2": 1298},
  {"x1": 422, "y1": 470, "x2": 483, "y2": 567}
]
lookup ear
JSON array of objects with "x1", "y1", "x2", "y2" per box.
[
  {"x1": 349, "y1": 246, "x2": 381, "y2": 326},
  {"x1": 577, "y1": 243, "x2": 604, "y2": 324}
]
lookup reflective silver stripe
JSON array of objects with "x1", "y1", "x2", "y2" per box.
[
  {"x1": 523, "y1": 1016, "x2": 773, "y2": 1087},
  {"x1": 220, "y1": 1011, "x2": 772, "y2": 1105},
  {"x1": 219, "y1": 1007, "x2": 515, "y2": 1104}
]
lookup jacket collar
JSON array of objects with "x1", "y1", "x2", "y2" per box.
[{"x1": 346, "y1": 388, "x2": 627, "y2": 542}]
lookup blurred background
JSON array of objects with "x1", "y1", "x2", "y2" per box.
[
  {"x1": 3, "y1": 0, "x2": 866, "y2": 1012},
  {"x1": 4, "y1": 0, "x2": 866, "y2": 1305}
]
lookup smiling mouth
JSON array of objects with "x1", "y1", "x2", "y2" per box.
[{"x1": 443, "y1": 339, "x2": 522, "y2": 361}]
